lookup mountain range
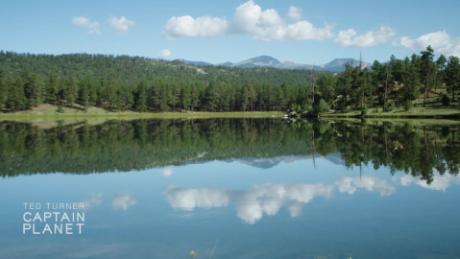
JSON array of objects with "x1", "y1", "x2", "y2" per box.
[{"x1": 176, "y1": 55, "x2": 369, "y2": 73}]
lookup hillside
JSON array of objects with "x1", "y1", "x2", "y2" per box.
[{"x1": 0, "y1": 51, "x2": 318, "y2": 113}]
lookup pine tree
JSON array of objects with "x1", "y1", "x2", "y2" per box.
[
  {"x1": 420, "y1": 46, "x2": 435, "y2": 106},
  {"x1": 180, "y1": 86, "x2": 192, "y2": 111},
  {"x1": 46, "y1": 73, "x2": 59, "y2": 104},
  {"x1": 445, "y1": 56, "x2": 460, "y2": 104},
  {"x1": 23, "y1": 72, "x2": 42, "y2": 108},
  {"x1": 133, "y1": 81, "x2": 147, "y2": 112},
  {"x1": 6, "y1": 77, "x2": 26, "y2": 111},
  {"x1": 0, "y1": 70, "x2": 5, "y2": 110}
]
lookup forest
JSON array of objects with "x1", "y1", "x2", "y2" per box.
[
  {"x1": 314, "y1": 46, "x2": 460, "y2": 114},
  {"x1": 0, "y1": 51, "x2": 312, "y2": 112},
  {"x1": 0, "y1": 46, "x2": 459, "y2": 113}
]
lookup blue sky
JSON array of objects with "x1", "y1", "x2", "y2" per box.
[{"x1": 1, "y1": 0, "x2": 459, "y2": 64}]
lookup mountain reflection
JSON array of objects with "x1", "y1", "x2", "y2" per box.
[{"x1": 0, "y1": 119, "x2": 459, "y2": 184}]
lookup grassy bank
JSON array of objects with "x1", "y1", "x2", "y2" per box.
[
  {"x1": 320, "y1": 107, "x2": 460, "y2": 119},
  {"x1": 0, "y1": 104, "x2": 283, "y2": 122}
]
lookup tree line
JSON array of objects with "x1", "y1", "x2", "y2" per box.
[
  {"x1": 314, "y1": 46, "x2": 460, "y2": 113},
  {"x1": 1, "y1": 48, "x2": 459, "y2": 113},
  {"x1": 0, "y1": 52, "x2": 313, "y2": 112}
]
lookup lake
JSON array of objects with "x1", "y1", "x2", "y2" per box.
[{"x1": 0, "y1": 118, "x2": 460, "y2": 259}]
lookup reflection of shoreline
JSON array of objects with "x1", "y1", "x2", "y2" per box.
[
  {"x1": 165, "y1": 173, "x2": 460, "y2": 224},
  {"x1": 1, "y1": 120, "x2": 459, "y2": 185}
]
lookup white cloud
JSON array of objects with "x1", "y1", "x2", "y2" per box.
[
  {"x1": 72, "y1": 16, "x2": 100, "y2": 33},
  {"x1": 287, "y1": 6, "x2": 302, "y2": 21},
  {"x1": 336, "y1": 26, "x2": 395, "y2": 47},
  {"x1": 164, "y1": 16, "x2": 229, "y2": 38},
  {"x1": 112, "y1": 193, "x2": 137, "y2": 211},
  {"x1": 284, "y1": 21, "x2": 333, "y2": 41},
  {"x1": 400, "y1": 31, "x2": 460, "y2": 57},
  {"x1": 163, "y1": 1, "x2": 332, "y2": 41},
  {"x1": 233, "y1": 0, "x2": 332, "y2": 41},
  {"x1": 109, "y1": 16, "x2": 135, "y2": 32}
]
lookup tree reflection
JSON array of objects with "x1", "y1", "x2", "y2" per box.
[{"x1": 0, "y1": 119, "x2": 459, "y2": 184}]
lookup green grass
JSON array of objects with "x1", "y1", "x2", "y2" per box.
[
  {"x1": 321, "y1": 106, "x2": 460, "y2": 119},
  {"x1": 0, "y1": 104, "x2": 283, "y2": 122}
]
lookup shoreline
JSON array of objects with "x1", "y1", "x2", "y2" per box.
[
  {"x1": 1, "y1": 107, "x2": 460, "y2": 122},
  {"x1": 0, "y1": 111, "x2": 284, "y2": 121},
  {"x1": 320, "y1": 107, "x2": 460, "y2": 120}
]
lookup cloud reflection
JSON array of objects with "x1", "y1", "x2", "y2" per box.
[
  {"x1": 395, "y1": 173, "x2": 460, "y2": 191},
  {"x1": 165, "y1": 176, "x2": 394, "y2": 224},
  {"x1": 112, "y1": 193, "x2": 137, "y2": 211},
  {"x1": 336, "y1": 176, "x2": 396, "y2": 196},
  {"x1": 79, "y1": 193, "x2": 103, "y2": 209},
  {"x1": 166, "y1": 187, "x2": 229, "y2": 211},
  {"x1": 160, "y1": 167, "x2": 174, "y2": 177}
]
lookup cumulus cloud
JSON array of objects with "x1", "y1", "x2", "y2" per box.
[
  {"x1": 112, "y1": 193, "x2": 137, "y2": 211},
  {"x1": 109, "y1": 16, "x2": 135, "y2": 32},
  {"x1": 163, "y1": 1, "x2": 332, "y2": 41},
  {"x1": 164, "y1": 16, "x2": 229, "y2": 37},
  {"x1": 336, "y1": 26, "x2": 395, "y2": 47},
  {"x1": 400, "y1": 31, "x2": 460, "y2": 57},
  {"x1": 233, "y1": 0, "x2": 332, "y2": 41},
  {"x1": 287, "y1": 6, "x2": 302, "y2": 21},
  {"x1": 165, "y1": 176, "x2": 395, "y2": 224},
  {"x1": 72, "y1": 16, "x2": 100, "y2": 33}
]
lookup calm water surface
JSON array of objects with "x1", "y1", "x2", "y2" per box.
[{"x1": 0, "y1": 119, "x2": 459, "y2": 259}]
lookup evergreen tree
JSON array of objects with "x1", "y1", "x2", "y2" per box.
[
  {"x1": 204, "y1": 83, "x2": 220, "y2": 111},
  {"x1": 23, "y1": 72, "x2": 42, "y2": 108},
  {"x1": 0, "y1": 71, "x2": 5, "y2": 110},
  {"x1": 6, "y1": 77, "x2": 26, "y2": 111},
  {"x1": 420, "y1": 46, "x2": 435, "y2": 106},
  {"x1": 445, "y1": 56, "x2": 460, "y2": 104},
  {"x1": 133, "y1": 81, "x2": 147, "y2": 112}
]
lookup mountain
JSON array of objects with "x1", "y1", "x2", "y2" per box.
[
  {"x1": 322, "y1": 58, "x2": 369, "y2": 72},
  {"x1": 178, "y1": 55, "x2": 367, "y2": 72},
  {"x1": 233, "y1": 55, "x2": 320, "y2": 70},
  {"x1": 218, "y1": 61, "x2": 235, "y2": 67},
  {"x1": 281, "y1": 61, "x2": 318, "y2": 70},
  {"x1": 174, "y1": 59, "x2": 213, "y2": 67},
  {"x1": 236, "y1": 55, "x2": 283, "y2": 68}
]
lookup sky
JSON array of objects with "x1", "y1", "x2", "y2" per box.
[{"x1": 1, "y1": 0, "x2": 460, "y2": 65}]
